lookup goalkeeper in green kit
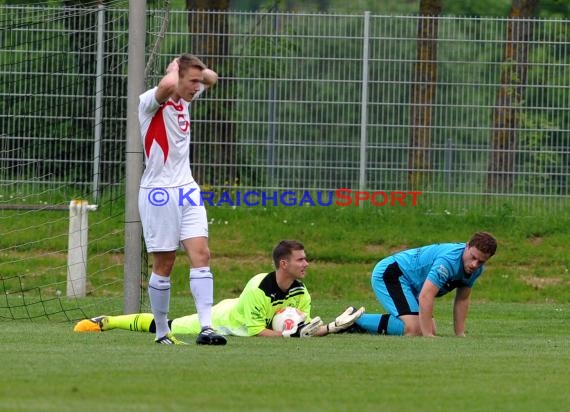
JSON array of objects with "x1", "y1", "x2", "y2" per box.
[{"x1": 75, "y1": 240, "x2": 364, "y2": 338}]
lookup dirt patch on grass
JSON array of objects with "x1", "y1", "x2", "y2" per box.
[
  {"x1": 391, "y1": 244, "x2": 409, "y2": 253},
  {"x1": 211, "y1": 254, "x2": 269, "y2": 266},
  {"x1": 364, "y1": 244, "x2": 408, "y2": 256},
  {"x1": 363, "y1": 244, "x2": 385, "y2": 255},
  {"x1": 521, "y1": 275, "x2": 563, "y2": 289},
  {"x1": 528, "y1": 235, "x2": 544, "y2": 245}
]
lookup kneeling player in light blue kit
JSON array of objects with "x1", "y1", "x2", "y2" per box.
[{"x1": 355, "y1": 232, "x2": 497, "y2": 337}]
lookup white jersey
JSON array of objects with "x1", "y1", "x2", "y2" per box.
[{"x1": 138, "y1": 87, "x2": 194, "y2": 188}]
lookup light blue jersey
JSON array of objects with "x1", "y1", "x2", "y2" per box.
[
  {"x1": 360, "y1": 237, "x2": 495, "y2": 335},
  {"x1": 393, "y1": 243, "x2": 483, "y2": 297},
  {"x1": 370, "y1": 243, "x2": 484, "y2": 317}
]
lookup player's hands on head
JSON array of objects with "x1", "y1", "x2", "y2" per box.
[{"x1": 166, "y1": 58, "x2": 179, "y2": 74}]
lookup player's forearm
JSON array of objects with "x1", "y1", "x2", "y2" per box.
[
  {"x1": 454, "y1": 324, "x2": 466, "y2": 337},
  {"x1": 419, "y1": 311, "x2": 435, "y2": 336},
  {"x1": 156, "y1": 71, "x2": 178, "y2": 103},
  {"x1": 453, "y1": 299, "x2": 469, "y2": 337},
  {"x1": 418, "y1": 281, "x2": 440, "y2": 337},
  {"x1": 453, "y1": 315, "x2": 467, "y2": 337},
  {"x1": 419, "y1": 296, "x2": 436, "y2": 336},
  {"x1": 158, "y1": 59, "x2": 179, "y2": 89},
  {"x1": 256, "y1": 328, "x2": 284, "y2": 337},
  {"x1": 202, "y1": 68, "x2": 218, "y2": 87}
]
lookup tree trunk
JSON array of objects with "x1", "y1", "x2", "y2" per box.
[
  {"x1": 186, "y1": 1, "x2": 237, "y2": 187},
  {"x1": 486, "y1": 0, "x2": 539, "y2": 193},
  {"x1": 408, "y1": 0, "x2": 442, "y2": 189}
]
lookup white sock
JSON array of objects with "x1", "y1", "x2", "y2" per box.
[
  {"x1": 148, "y1": 272, "x2": 171, "y2": 339},
  {"x1": 189, "y1": 267, "x2": 213, "y2": 329}
]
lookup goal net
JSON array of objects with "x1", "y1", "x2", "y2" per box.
[{"x1": 0, "y1": 0, "x2": 169, "y2": 321}]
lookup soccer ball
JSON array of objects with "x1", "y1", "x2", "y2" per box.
[{"x1": 271, "y1": 307, "x2": 307, "y2": 332}]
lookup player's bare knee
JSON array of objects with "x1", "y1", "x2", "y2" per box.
[
  {"x1": 404, "y1": 327, "x2": 422, "y2": 336},
  {"x1": 152, "y1": 252, "x2": 176, "y2": 275},
  {"x1": 190, "y1": 247, "x2": 210, "y2": 267},
  {"x1": 402, "y1": 316, "x2": 422, "y2": 336}
]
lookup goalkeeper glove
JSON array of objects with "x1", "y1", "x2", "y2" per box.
[
  {"x1": 326, "y1": 306, "x2": 365, "y2": 334},
  {"x1": 282, "y1": 316, "x2": 323, "y2": 338}
]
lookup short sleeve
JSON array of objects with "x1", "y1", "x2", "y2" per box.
[
  {"x1": 139, "y1": 87, "x2": 160, "y2": 114},
  {"x1": 426, "y1": 258, "x2": 454, "y2": 289}
]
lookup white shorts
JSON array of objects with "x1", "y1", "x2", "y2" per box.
[{"x1": 138, "y1": 182, "x2": 208, "y2": 252}]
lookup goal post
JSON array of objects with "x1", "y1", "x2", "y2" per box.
[
  {"x1": 124, "y1": 0, "x2": 146, "y2": 314},
  {"x1": 67, "y1": 200, "x2": 98, "y2": 298}
]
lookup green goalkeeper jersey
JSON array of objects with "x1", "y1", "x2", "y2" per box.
[{"x1": 171, "y1": 272, "x2": 313, "y2": 336}]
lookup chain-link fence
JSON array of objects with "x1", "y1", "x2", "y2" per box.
[{"x1": 1, "y1": 6, "x2": 569, "y2": 214}]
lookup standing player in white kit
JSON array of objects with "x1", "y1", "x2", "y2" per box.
[{"x1": 138, "y1": 54, "x2": 226, "y2": 345}]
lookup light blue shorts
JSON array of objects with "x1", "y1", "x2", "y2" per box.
[{"x1": 371, "y1": 257, "x2": 419, "y2": 316}]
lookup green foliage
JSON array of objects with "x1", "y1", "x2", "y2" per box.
[
  {"x1": 443, "y1": 0, "x2": 511, "y2": 17},
  {"x1": 0, "y1": 4, "x2": 129, "y2": 189},
  {"x1": 229, "y1": 0, "x2": 569, "y2": 18},
  {"x1": 516, "y1": 22, "x2": 570, "y2": 196}
]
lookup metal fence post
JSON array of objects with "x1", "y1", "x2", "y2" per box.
[
  {"x1": 359, "y1": 11, "x2": 371, "y2": 194},
  {"x1": 92, "y1": 2, "x2": 105, "y2": 202}
]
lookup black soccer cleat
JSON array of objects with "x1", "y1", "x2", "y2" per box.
[{"x1": 196, "y1": 327, "x2": 227, "y2": 345}]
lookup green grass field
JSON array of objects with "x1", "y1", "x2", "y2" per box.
[
  {"x1": 1, "y1": 301, "x2": 569, "y2": 412},
  {"x1": 2, "y1": 205, "x2": 570, "y2": 411}
]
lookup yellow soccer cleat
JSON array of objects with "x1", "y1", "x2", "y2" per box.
[
  {"x1": 155, "y1": 333, "x2": 188, "y2": 345},
  {"x1": 73, "y1": 316, "x2": 108, "y2": 332}
]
